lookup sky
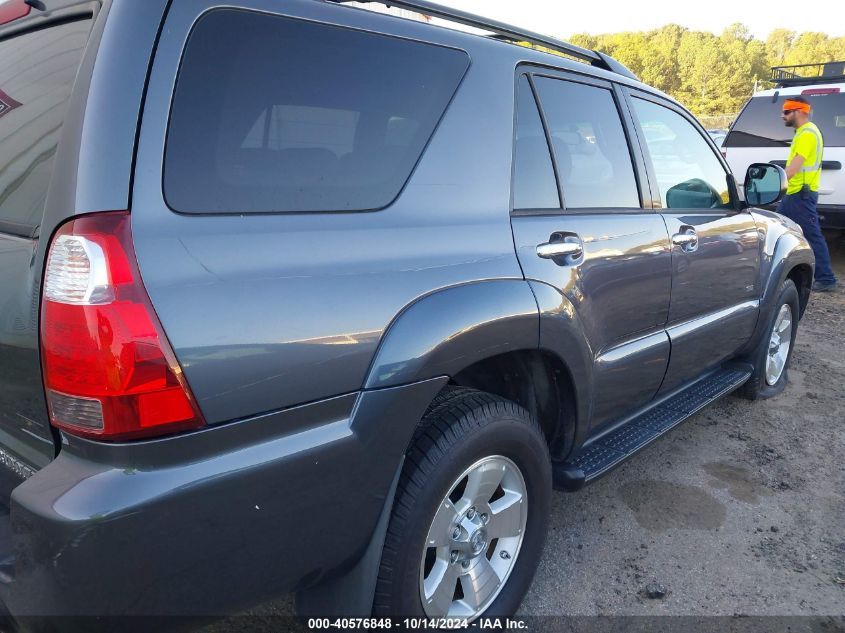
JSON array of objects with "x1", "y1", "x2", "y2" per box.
[{"x1": 427, "y1": 0, "x2": 845, "y2": 41}]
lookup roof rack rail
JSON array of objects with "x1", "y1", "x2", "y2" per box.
[
  {"x1": 326, "y1": 0, "x2": 639, "y2": 81},
  {"x1": 770, "y1": 61, "x2": 845, "y2": 87}
]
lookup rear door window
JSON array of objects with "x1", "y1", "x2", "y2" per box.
[
  {"x1": 532, "y1": 76, "x2": 640, "y2": 209},
  {"x1": 725, "y1": 94, "x2": 845, "y2": 148},
  {"x1": 164, "y1": 9, "x2": 470, "y2": 214},
  {"x1": 0, "y1": 19, "x2": 91, "y2": 237}
]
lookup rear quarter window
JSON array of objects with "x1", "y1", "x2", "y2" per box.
[
  {"x1": 164, "y1": 9, "x2": 470, "y2": 214},
  {"x1": 725, "y1": 94, "x2": 845, "y2": 148}
]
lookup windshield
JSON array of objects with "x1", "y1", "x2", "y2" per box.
[{"x1": 725, "y1": 93, "x2": 845, "y2": 148}]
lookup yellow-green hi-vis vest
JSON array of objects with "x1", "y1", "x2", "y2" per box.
[{"x1": 786, "y1": 122, "x2": 823, "y2": 195}]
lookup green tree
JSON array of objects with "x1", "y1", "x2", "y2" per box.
[
  {"x1": 766, "y1": 29, "x2": 795, "y2": 66},
  {"x1": 563, "y1": 23, "x2": 842, "y2": 118}
]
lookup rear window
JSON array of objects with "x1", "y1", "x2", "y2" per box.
[
  {"x1": 0, "y1": 19, "x2": 91, "y2": 237},
  {"x1": 725, "y1": 93, "x2": 845, "y2": 148},
  {"x1": 164, "y1": 9, "x2": 470, "y2": 214}
]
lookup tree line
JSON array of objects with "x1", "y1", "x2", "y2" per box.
[{"x1": 564, "y1": 25, "x2": 845, "y2": 118}]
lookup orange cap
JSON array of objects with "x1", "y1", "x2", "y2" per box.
[{"x1": 783, "y1": 99, "x2": 811, "y2": 113}]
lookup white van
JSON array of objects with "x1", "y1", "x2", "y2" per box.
[{"x1": 724, "y1": 63, "x2": 845, "y2": 229}]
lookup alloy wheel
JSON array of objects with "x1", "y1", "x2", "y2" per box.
[{"x1": 419, "y1": 455, "x2": 527, "y2": 619}]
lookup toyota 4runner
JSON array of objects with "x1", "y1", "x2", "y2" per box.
[{"x1": 0, "y1": 0, "x2": 814, "y2": 626}]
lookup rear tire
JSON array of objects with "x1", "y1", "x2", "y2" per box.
[
  {"x1": 738, "y1": 279, "x2": 799, "y2": 400},
  {"x1": 373, "y1": 389, "x2": 551, "y2": 620}
]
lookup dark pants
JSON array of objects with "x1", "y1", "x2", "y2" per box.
[{"x1": 777, "y1": 191, "x2": 837, "y2": 284}]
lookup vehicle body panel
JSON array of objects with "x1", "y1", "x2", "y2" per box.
[
  {"x1": 3, "y1": 377, "x2": 445, "y2": 615},
  {"x1": 131, "y1": 0, "x2": 526, "y2": 424},
  {"x1": 658, "y1": 211, "x2": 762, "y2": 392}
]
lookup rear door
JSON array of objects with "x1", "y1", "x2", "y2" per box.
[
  {"x1": 626, "y1": 91, "x2": 761, "y2": 394},
  {"x1": 0, "y1": 14, "x2": 93, "y2": 472},
  {"x1": 509, "y1": 70, "x2": 672, "y2": 433}
]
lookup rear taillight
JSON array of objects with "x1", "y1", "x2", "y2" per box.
[{"x1": 41, "y1": 212, "x2": 205, "y2": 441}]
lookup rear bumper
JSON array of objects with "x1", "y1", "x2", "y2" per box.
[
  {"x1": 0, "y1": 377, "x2": 445, "y2": 618},
  {"x1": 818, "y1": 204, "x2": 845, "y2": 229}
]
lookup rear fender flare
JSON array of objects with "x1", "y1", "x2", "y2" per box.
[{"x1": 364, "y1": 280, "x2": 539, "y2": 389}]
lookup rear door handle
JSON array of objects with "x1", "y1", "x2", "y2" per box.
[
  {"x1": 672, "y1": 227, "x2": 698, "y2": 252},
  {"x1": 536, "y1": 233, "x2": 583, "y2": 261}
]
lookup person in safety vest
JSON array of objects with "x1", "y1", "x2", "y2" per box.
[{"x1": 778, "y1": 96, "x2": 837, "y2": 292}]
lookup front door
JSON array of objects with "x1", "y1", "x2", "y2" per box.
[
  {"x1": 626, "y1": 92, "x2": 761, "y2": 394},
  {"x1": 509, "y1": 71, "x2": 672, "y2": 432}
]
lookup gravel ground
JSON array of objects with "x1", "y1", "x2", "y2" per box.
[{"x1": 208, "y1": 234, "x2": 845, "y2": 629}]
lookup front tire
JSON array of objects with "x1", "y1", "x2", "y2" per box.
[
  {"x1": 373, "y1": 388, "x2": 551, "y2": 620},
  {"x1": 739, "y1": 279, "x2": 800, "y2": 399}
]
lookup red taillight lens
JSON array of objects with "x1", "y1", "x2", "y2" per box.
[{"x1": 41, "y1": 212, "x2": 205, "y2": 440}]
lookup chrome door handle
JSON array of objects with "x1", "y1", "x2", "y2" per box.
[
  {"x1": 671, "y1": 228, "x2": 698, "y2": 252},
  {"x1": 536, "y1": 240, "x2": 583, "y2": 260},
  {"x1": 671, "y1": 234, "x2": 697, "y2": 246}
]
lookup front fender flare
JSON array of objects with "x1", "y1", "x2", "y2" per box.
[
  {"x1": 761, "y1": 231, "x2": 814, "y2": 312},
  {"x1": 741, "y1": 230, "x2": 814, "y2": 357}
]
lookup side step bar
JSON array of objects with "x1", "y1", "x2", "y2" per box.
[{"x1": 553, "y1": 367, "x2": 752, "y2": 491}]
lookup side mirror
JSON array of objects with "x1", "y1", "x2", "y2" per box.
[{"x1": 743, "y1": 162, "x2": 787, "y2": 208}]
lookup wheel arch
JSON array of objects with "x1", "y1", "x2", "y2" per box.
[
  {"x1": 364, "y1": 279, "x2": 590, "y2": 460},
  {"x1": 763, "y1": 232, "x2": 814, "y2": 317},
  {"x1": 786, "y1": 263, "x2": 813, "y2": 318},
  {"x1": 363, "y1": 280, "x2": 540, "y2": 390},
  {"x1": 740, "y1": 230, "x2": 814, "y2": 358},
  {"x1": 449, "y1": 349, "x2": 578, "y2": 460}
]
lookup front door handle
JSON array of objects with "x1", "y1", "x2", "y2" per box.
[
  {"x1": 536, "y1": 233, "x2": 583, "y2": 261},
  {"x1": 672, "y1": 227, "x2": 698, "y2": 252}
]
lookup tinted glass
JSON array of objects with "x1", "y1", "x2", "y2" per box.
[
  {"x1": 632, "y1": 98, "x2": 731, "y2": 210},
  {"x1": 165, "y1": 10, "x2": 469, "y2": 214},
  {"x1": 513, "y1": 76, "x2": 559, "y2": 210},
  {"x1": 726, "y1": 94, "x2": 845, "y2": 148},
  {"x1": 0, "y1": 20, "x2": 90, "y2": 236},
  {"x1": 533, "y1": 77, "x2": 639, "y2": 209}
]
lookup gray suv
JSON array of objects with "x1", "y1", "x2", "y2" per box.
[{"x1": 0, "y1": 0, "x2": 814, "y2": 625}]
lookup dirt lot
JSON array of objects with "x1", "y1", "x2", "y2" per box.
[{"x1": 210, "y1": 234, "x2": 845, "y2": 629}]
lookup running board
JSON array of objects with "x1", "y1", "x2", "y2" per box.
[{"x1": 553, "y1": 367, "x2": 752, "y2": 491}]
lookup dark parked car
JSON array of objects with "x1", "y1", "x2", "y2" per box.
[{"x1": 0, "y1": 0, "x2": 814, "y2": 626}]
